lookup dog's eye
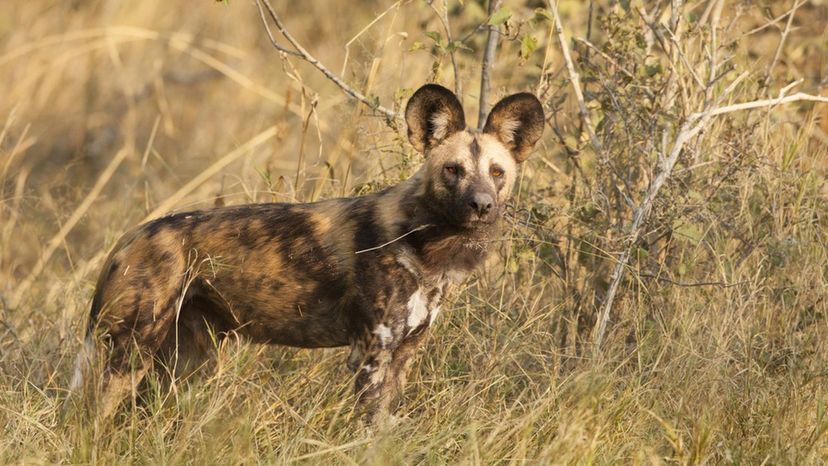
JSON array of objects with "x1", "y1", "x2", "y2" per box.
[
  {"x1": 444, "y1": 165, "x2": 459, "y2": 176},
  {"x1": 490, "y1": 166, "x2": 504, "y2": 178}
]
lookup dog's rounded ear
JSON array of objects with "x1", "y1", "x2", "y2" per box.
[
  {"x1": 483, "y1": 93, "x2": 545, "y2": 163},
  {"x1": 405, "y1": 84, "x2": 466, "y2": 154}
]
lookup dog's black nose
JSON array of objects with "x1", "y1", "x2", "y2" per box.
[{"x1": 469, "y1": 192, "x2": 494, "y2": 216}]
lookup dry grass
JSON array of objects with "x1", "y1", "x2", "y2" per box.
[{"x1": 1, "y1": 0, "x2": 827, "y2": 464}]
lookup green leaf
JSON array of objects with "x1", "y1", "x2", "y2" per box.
[
  {"x1": 519, "y1": 34, "x2": 538, "y2": 61},
  {"x1": 367, "y1": 94, "x2": 380, "y2": 109},
  {"x1": 635, "y1": 246, "x2": 649, "y2": 262},
  {"x1": 518, "y1": 248, "x2": 535, "y2": 263},
  {"x1": 408, "y1": 41, "x2": 425, "y2": 52},
  {"x1": 533, "y1": 8, "x2": 553, "y2": 22},
  {"x1": 674, "y1": 222, "x2": 703, "y2": 245},
  {"x1": 446, "y1": 41, "x2": 473, "y2": 53},
  {"x1": 425, "y1": 31, "x2": 445, "y2": 48},
  {"x1": 488, "y1": 6, "x2": 511, "y2": 26},
  {"x1": 644, "y1": 63, "x2": 662, "y2": 77},
  {"x1": 687, "y1": 190, "x2": 705, "y2": 203}
]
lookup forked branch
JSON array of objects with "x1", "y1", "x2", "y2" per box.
[{"x1": 256, "y1": 0, "x2": 398, "y2": 121}]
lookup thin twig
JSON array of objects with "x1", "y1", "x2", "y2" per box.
[
  {"x1": 548, "y1": 0, "x2": 604, "y2": 155},
  {"x1": 340, "y1": 1, "x2": 402, "y2": 76},
  {"x1": 254, "y1": 0, "x2": 301, "y2": 57},
  {"x1": 670, "y1": 0, "x2": 683, "y2": 32},
  {"x1": 724, "y1": 0, "x2": 808, "y2": 47},
  {"x1": 663, "y1": 26, "x2": 705, "y2": 90},
  {"x1": 354, "y1": 224, "x2": 433, "y2": 254},
  {"x1": 577, "y1": 0, "x2": 594, "y2": 141},
  {"x1": 459, "y1": 20, "x2": 489, "y2": 44},
  {"x1": 429, "y1": 0, "x2": 462, "y2": 97},
  {"x1": 637, "y1": 273, "x2": 747, "y2": 288},
  {"x1": 478, "y1": 0, "x2": 503, "y2": 129},
  {"x1": 639, "y1": 4, "x2": 656, "y2": 56},
  {"x1": 256, "y1": 0, "x2": 398, "y2": 121},
  {"x1": 694, "y1": 0, "x2": 720, "y2": 32},
  {"x1": 696, "y1": 0, "x2": 724, "y2": 162},
  {"x1": 705, "y1": 0, "x2": 724, "y2": 100},
  {"x1": 662, "y1": 0, "x2": 685, "y2": 118},
  {"x1": 574, "y1": 38, "x2": 635, "y2": 81},
  {"x1": 762, "y1": 0, "x2": 803, "y2": 93}
]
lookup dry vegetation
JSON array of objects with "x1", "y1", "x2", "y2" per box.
[{"x1": 1, "y1": 0, "x2": 827, "y2": 463}]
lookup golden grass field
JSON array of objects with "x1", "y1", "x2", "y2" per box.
[{"x1": 1, "y1": 0, "x2": 827, "y2": 463}]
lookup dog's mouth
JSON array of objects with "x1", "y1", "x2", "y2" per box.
[{"x1": 461, "y1": 218, "x2": 497, "y2": 229}]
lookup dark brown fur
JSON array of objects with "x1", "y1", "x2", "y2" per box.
[{"x1": 75, "y1": 84, "x2": 544, "y2": 425}]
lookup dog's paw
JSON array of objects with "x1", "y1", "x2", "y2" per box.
[
  {"x1": 376, "y1": 412, "x2": 410, "y2": 432},
  {"x1": 359, "y1": 412, "x2": 411, "y2": 436}
]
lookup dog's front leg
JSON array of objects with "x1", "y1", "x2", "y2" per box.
[{"x1": 351, "y1": 323, "x2": 429, "y2": 427}]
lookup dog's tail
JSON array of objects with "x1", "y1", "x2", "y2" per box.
[
  {"x1": 71, "y1": 270, "x2": 109, "y2": 393},
  {"x1": 69, "y1": 335, "x2": 95, "y2": 392}
]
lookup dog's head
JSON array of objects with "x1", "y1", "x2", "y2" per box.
[{"x1": 405, "y1": 84, "x2": 544, "y2": 229}]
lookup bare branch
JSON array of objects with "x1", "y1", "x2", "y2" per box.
[
  {"x1": 256, "y1": 0, "x2": 398, "y2": 121},
  {"x1": 592, "y1": 79, "x2": 827, "y2": 352},
  {"x1": 574, "y1": 37, "x2": 635, "y2": 81},
  {"x1": 663, "y1": 0, "x2": 685, "y2": 116},
  {"x1": 548, "y1": 0, "x2": 604, "y2": 155},
  {"x1": 340, "y1": 1, "x2": 402, "y2": 76},
  {"x1": 478, "y1": 0, "x2": 503, "y2": 129},
  {"x1": 254, "y1": 0, "x2": 301, "y2": 57},
  {"x1": 429, "y1": 0, "x2": 462, "y2": 97},
  {"x1": 724, "y1": 0, "x2": 808, "y2": 47},
  {"x1": 669, "y1": 0, "x2": 683, "y2": 32},
  {"x1": 762, "y1": 0, "x2": 803, "y2": 93},
  {"x1": 696, "y1": 91, "x2": 828, "y2": 118},
  {"x1": 694, "y1": 0, "x2": 721, "y2": 32},
  {"x1": 706, "y1": 0, "x2": 724, "y2": 95},
  {"x1": 637, "y1": 272, "x2": 747, "y2": 288}
]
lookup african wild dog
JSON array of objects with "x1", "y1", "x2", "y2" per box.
[{"x1": 73, "y1": 84, "x2": 544, "y2": 425}]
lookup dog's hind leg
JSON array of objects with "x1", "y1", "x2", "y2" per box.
[
  {"x1": 84, "y1": 227, "x2": 194, "y2": 420},
  {"x1": 155, "y1": 295, "x2": 230, "y2": 385},
  {"x1": 97, "y1": 363, "x2": 149, "y2": 422},
  {"x1": 92, "y1": 281, "x2": 187, "y2": 420}
]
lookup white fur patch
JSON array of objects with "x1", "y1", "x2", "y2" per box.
[
  {"x1": 373, "y1": 324, "x2": 394, "y2": 347},
  {"x1": 445, "y1": 269, "x2": 468, "y2": 283},
  {"x1": 371, "y1": 369, "x2": 385, "y2": 385},
  {"x1": 396, "y1": 251, "x2": 421, "y2": 278},
  {"x1": 498, "y1": 118, "x2": 521, "y2": 144},
  {"x1": 406, "y1": 288, "x2": 429, "y2": 330},
  {"x1": 430, "y1": 305, "x2": 442, "y2": 325},
  {"x1": 430, "y1": 111, "x2": 451, "y2": 141}
]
